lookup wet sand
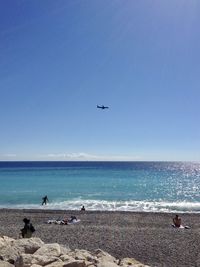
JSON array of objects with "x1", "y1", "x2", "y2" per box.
[{"x1": 0, "y1": 209, "x2": 200, "y2": 267}]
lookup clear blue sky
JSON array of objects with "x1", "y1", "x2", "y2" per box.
[{"x1": 0, "y1": 0, "x2": 200, "y2": 161}]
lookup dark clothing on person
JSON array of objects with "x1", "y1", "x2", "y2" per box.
[
  {"x1": 69, "y1": 216, "x2": 77, "y2": 223},
  {"x1": 42, "y1": 195, "x2": 49, "y2": 205},
  {"x1": 21, "y1": 218, "x2": 35, "y2": 238},
  {"x1": 81, "y1": 205, "x2": 85, "y2": 211}
]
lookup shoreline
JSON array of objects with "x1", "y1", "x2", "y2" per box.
[
  {"x1": 0, "y1": 209, "x2": 200, "y2": 266},
  {"x1": 1, "y1": 204, "x2": 200, "y2": 214}
]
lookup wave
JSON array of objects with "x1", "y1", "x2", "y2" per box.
[{"x1": 1, "y1": 199, "x2": 200, "y2": 213}]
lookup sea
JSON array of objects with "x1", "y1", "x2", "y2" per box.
[{"x1": 0, "y1": 161, "x2": 200, "y2": 213}]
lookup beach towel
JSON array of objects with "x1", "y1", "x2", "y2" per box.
[
  {"x1": 47, "y1": 219, "x2": 67, "y2": 225},
  {"x1": 47, "y1": 219, "x2": 80, "y2": 225},
  {"x1": 171, "y1": 224, "x2": 190, "y2": 229},
  {"x1": 67, "y1": 219, "x2": 81, "y2": 225}
]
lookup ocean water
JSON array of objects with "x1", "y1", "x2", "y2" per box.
[{"x1": 0, "y1": 161, "x2": 200, "y2": 213}]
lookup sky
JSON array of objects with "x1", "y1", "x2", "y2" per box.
[{"x1": 0, "y1": 0, "x2": 200, "y2": 161}]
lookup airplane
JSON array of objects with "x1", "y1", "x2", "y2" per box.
[{"x1": 97, "y1": 105, "x2": 109, "y2": 109}]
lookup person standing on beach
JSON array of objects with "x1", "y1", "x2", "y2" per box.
[{"x1": 42, "y1": 195, "x2": 49, "y2": 205}]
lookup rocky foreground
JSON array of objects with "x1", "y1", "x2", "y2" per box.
[{"x1": 0, "y1": 236, "x2": 149, "y2": 267}]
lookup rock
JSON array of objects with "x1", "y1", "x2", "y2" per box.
[
  {"x1": 15, "y1": 253, "x2": 62, "y2": 267},
  {"x1": 94, "y1": 249, "x2": 116, "y2": 263},
  {"x1": 45, "y1": 262, "x2": 64, "y2": 267},
  {"x1": 60, "y1": 246, "x2": 71, "y2": 256},
  {"x1": 0, "y1": 237, "x2": 15, "y2": 248},
  {"x1": 96, "y1": 260, "x2": 119, "y2": 267},
  {"x1": 46, "y1": 262, "x2": 93, "y2": 267},
  {"x1": 32, "y1": 255, "x2": 62, "y2": 266},
  {"x1": 60, "y1": 255, "x2": 75, "y2": 262},
  {"x1": 62, "y1": 260, "x2": 87, "y2": 267},
  {"x1": 13, "y1": 238, "x2": 44, "y2": 254},
  {"x1": 34, "y1": 243, "x2": 61, "y2": 257},
  {"x1": 74, "y1": 249, "x2": 96, "y2": 262},
  {"x1": 15, "y1": 253, "x2": 33, "y2": 267},
  {"x1": 0, "y1": 236, "x2": 149, "y2": 267},
  {"x1": 0, "y1": 238, "x2": 43, "y2": 265},
  {"x1": 119, "y1": 258, "x2": 150, "y2": 267},
  {"x1": 0, "y1": 245, "x2": 19, "y2": 264},
  {"x1": 0, "y1": 260, "x2": 15, "y2": 267},
  {"x1": 94, "y1": 249, "x2": 118, "y2": 267}
]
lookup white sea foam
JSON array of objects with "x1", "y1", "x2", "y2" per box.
[{"x1": 1, "y1": 199, "x2": 200, "y2": 213}]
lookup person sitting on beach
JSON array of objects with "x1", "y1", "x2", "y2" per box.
[
  {"x1": 81, "y1": 205, "x2": 85, "y2": 211},
  {"x1": 173, "y1": 214, "x2": 182, "y2": 227},
  {"x1": 20, "y1": 218, "x2": 35, "y2": 238},
  {"x1": 42, "y1": 195, "x2": 49, "y2": 205}
]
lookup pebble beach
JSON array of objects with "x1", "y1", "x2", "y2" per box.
[{"x1": 0, "y1": 209, "x2": 200, "y2": 267}]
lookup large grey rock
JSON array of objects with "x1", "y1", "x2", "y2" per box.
[
  {"x1": 15, "y1": 254, "x2": 33, "y2": 267},
  {"x1": 119, "y1": 258, "x2": 150, "y2": 267},
  {"x1": 32, "y1": 254, "x2": 62, "y2": 266},
  {"x1": 45, "y1": 262, "x2": 64, "y2": 267},
  {"x1": 0, "y1": 238, "x2": 43, "y2": 265},
  {"x1": 45, "y1": 262, "x2": 92, "y2": 267},
  {"x1": 74, "y1": 249, "x2": 96, "y2": 262},
  {"x1": 13, "y1": 238, "x2": 44, "y2": 254},
  {"x1": 0, "y1": 237, "x2": 15, "y2": 248},
  {"x1": 96, "y1": 260, "x2": 119, "y2": 267},
  {"x1": 34, "y1": 243, "x2": 61, "y2": 257},
  {"x1": 62, "y1": 260, "x2": 87, "y2": 267},
  {"x1": 60, "y1": 255, "x2": 75, "y2": 262},
  {"x1": 94, "y1": 249, "x2": 116, "y2": 263},
  {"x1": 0, "y1": 260, "x2": 14, "y2": 267},
  {"x1": 94, "y1": 249, "x2": 119, "y2": 267},
  {"x1": 60, "y1": 246, "x2": 71, "y2": 256},
  {"x1": 0, "y1": 245, "x2": 19, "y2": 264},
  {"x1": 15, "y1": 253, "x2": 62, "y2": 267}
]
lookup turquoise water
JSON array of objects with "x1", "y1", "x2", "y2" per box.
[{"x1": 0, "y1": 161, "x2": 200, "y2": 212}]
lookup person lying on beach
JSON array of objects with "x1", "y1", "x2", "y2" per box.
[
  {"x1": 60, "y1": 218, "x2": 68, "y2": 225},
  {"x1": 47, "y1": 216, "x2": 80, "y2": 225},
  {"x1": 20, "y1": 218, "x2": 35, "y2": 238}
]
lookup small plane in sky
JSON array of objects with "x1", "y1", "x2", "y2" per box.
[{"x1": 97, "y1": 105, "x2": 109, "y2": 109}]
